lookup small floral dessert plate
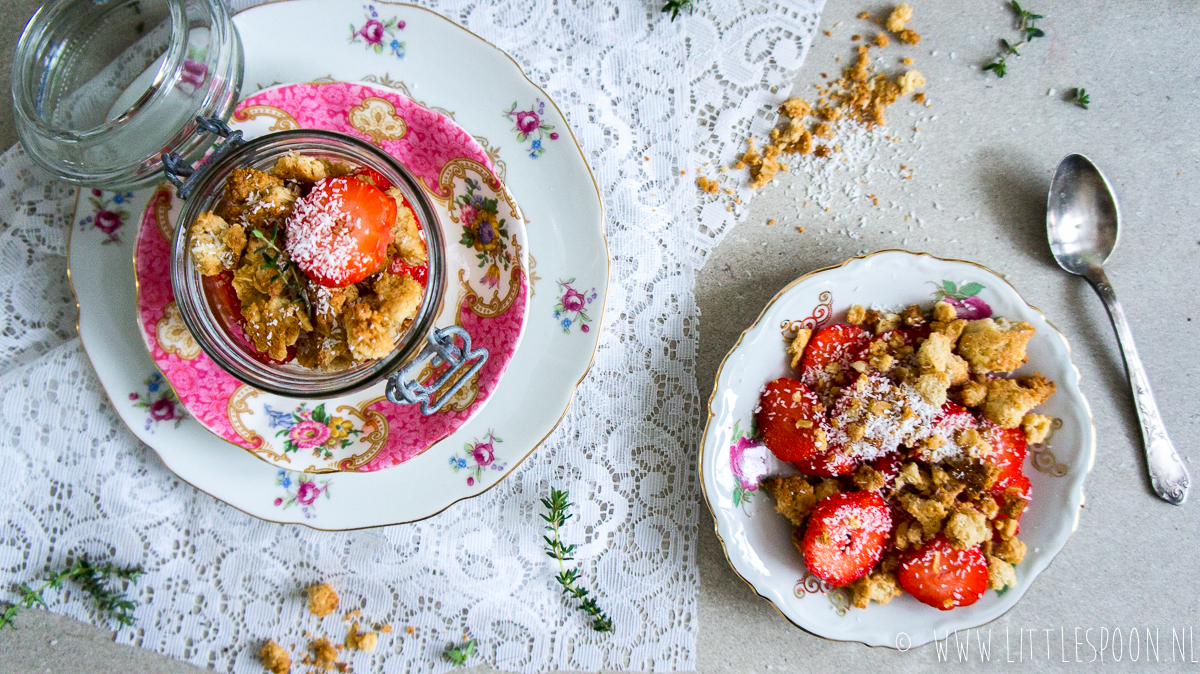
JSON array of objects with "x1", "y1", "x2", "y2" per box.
[
  {"x1": 135, "y1": 81, "x2": 529, "y2": 473},
  {"x1": 699, "y1": 250, "x2": 1095, "y2": 648},
  {"x1": 68, "y1": 0, "x2": 607, "y2": 526}
]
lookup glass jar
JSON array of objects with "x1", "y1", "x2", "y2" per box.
[
  {"x1": 170, "y1": 128, "x2": 466, "y2": 400},
  {"x1": 12, "y1": 0, "x2": 242, "y2": 190}
]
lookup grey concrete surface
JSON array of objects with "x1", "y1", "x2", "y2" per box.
[{"x1": 4, "y1": 1, "x2": 1200, "y2": 673}]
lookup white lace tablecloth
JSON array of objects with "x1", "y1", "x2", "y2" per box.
[{"x1": 0, "y1": 1, "x2": 823, "y2": 671}]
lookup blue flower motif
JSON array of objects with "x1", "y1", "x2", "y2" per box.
[
  {"x1": 390, "y1": 39, "x2": 400, "y2": 49},
  {"x1": 456, "y1": 458, "x2": 468, "y2": 469},
  {"x1": 531, "y1": 139, "x2": 542, "y2": 150},
  {"x1": 264, "y1": 404, "x2": 294, "y2": 429},
  {"x1": 113, "y1": 194, "x2": 125, "y2": 204},
  {"x1": 529, "y1": 152, "x2": 540, "y2": 159},
  {"x1": 147, "y1": 380, "x2": 161, "y2": 393},
  {"x1": 448, "y1": 456, "x2": 457, "y2": 467},
  {"x1": 561, "y1": 318, "x2": 572, "y2": 329},
  {"x1": 281, "y1": 476, "x2": 292, "y2": 488}
]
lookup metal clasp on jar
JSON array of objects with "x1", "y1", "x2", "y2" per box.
[
  {"x1": 386, "y1": 326, "x2": 488, "y2": 414},
  {"x1": 162, "y1": 116, "x2": 246, "y2": 198}
]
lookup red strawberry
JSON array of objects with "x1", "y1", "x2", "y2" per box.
[
  {"x1": 898, "y1": 535, "x2": 988, "y2": 610},
  {"x1": 870, "y1": 453, "x2": 902, "y2": 487},
  {"x1": 800, "y1": 323, "x2": 871, "y2": 390},
  {"x1": 756, "y1": 378, "x2": 827, "y2": 463},
  {"x1": 931, "y1": 401, "x2": 978, "y2": 439},
  {"x1": 983, "y1": 423, "x2": 1031, "y2": 499},
  {"x1": 800, "y1": 491, "x2": 892, "y2": 587},
  {"x1": 793, "y1": 448, "x2": 859, "y2": 477},
  {"x1": 350, "y1": 166, "x2": 393, "y2": 191}
]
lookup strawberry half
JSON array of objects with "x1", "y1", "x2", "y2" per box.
[
  {"x1": 800, "y1": 323, "x2": 871, "y2": 390},
  {"x1": 983, "y1": 423, "x2": 1031, "y2": 499},
  {"x1": 793, "y1": 448, "x2": 859, "y2": 477},
  {"x1": 930, "y1": 401, "x2": 978, "y2": 439},
  {"x1": 899, "y1": 535, "x2": 988, "y2": 610},
  {"x1": 800, "y1": 491, "x2": 892, "y2": 587},
  {"x1": 756, "y1": 378, "x2": 827, "y2": 463}
]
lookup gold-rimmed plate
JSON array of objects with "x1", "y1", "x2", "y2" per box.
[
  {"x1": 67, "y1": 0, "x2": 608, "y2": 529},
  {"x1": 698, "y1": 250, "x2": 1094, "y2": 647}
]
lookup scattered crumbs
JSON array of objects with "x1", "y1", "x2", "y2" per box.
[
  {"x1": 902, "y1": 57, "x2": 913, "y2": 65},
  {"x1": 308, "y1": 584, "x2": 339, "y2": 618},
  {"x1": 381, "y1": 625, "x2": 393, "y2": 633},
  {"x1": 261, "y1": 640, "x2": 291, "y2": 674},
  {"x1": 824, "y1": 30, "x2": 832, "y2": 36},
  {"x1": 696, "y1": 176, "x2": 719, "y2": 194},
  {"x1": 797, "y1": 226, "x2": 806, "y2": 233},
  {"x1": 406, "y1": 626, "x2": 415, "y2": 635},
  {"x1": 767, "y1": 219, "x2": 777, "y2": 225},
  {"x1": 852, "y1": 34, "x2": 862, "y2": 41},
  {"x1": 680, "y1": 169, "x2": 686, "y2": 175},
  {"x1": 643, "y1": 156, "x2": 649, "y2": 161},
  {"x1": 857, "y1": 10, "x2": 872, "y2": 19}
]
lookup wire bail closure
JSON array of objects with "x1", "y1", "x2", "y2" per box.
[
  {"x1": 386, "y1": 326, "x2": 489, "y2": 414},
  {"x1": 161, "y1": 116, "x2": 245, "y2": 199}
]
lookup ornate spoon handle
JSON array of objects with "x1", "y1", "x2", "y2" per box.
[{"x1": 1086, "y1": 265, "x2": 1190, "y2": 505}]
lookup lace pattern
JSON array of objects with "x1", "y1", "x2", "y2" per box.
[{"x1": 0, "y1": 0, "x2": 824, "y2": 670}]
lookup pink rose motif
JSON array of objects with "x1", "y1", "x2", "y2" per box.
[
  {"x1": 459, "y1": 204, "x2": 477, "y2": 227},
  {"x1": 947, "y1": 295, "x2": 992, "y2": 320},
  {"x1": 515, "y1": 110, "x2": 540, "y2": 135},
  {"x1": 729, "y1": 436, "x2": 770, "y2": 491},
  {"x1": 95, "y1": 210, "x2": 123, "y2": 235},
  {"x1": 471, "y1": 442, "x2": 495, "y2": 467},
  {"x1": 290, "y1": 420, "x2": 331, "y2": 449},
  {"x1": 359, "y1": 20, "x2": 385, "y2": 45},
  {"x1": 296, "y1": 480, "x2": 321, "y2": 505},
  {"x1": 149, "y1": 398, "x2": 176, "y2": 421},
  {"x1": 561, "y1": 288, "x2": 587, "y2": 313}
]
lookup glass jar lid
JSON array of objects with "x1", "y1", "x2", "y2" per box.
[{"x1": 12, "y1": 0, "x2": 243, "y2": 190}]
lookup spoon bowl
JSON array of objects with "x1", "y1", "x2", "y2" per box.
[{"x1": 1047, "y1": 154, "x2": 1120, "y2": 276}]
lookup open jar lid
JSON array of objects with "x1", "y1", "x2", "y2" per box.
[{"x1": 12, "y1": 0, "x2": 243, "y2": 190}]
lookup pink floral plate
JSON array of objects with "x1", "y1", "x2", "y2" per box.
[{"x1": 133, "y1": 81, "x2": 530, "y2": 473}]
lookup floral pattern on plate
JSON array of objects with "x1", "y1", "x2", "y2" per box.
[
  {"x1": 129, "y1": 372, "x2": 185, "y2": 431},
  {"x1": 273, "y1": 470, "x2": 331, "y2": 519},
  {"x1": 80, "y1": 189, "x2": 133, "y2": 244},
  {"x1": 503, "y1": 99, "x2": 559, "y2": 158},
  {"x1": 449, "y1": 431, "x2": 506, "y2": 486},
  {"x1": 727, "y1": 420, "x2": 770, "y2": 511},
  {"x1": 266, "y1": 403, "x2": 364, "y2": 460},
  {"x1": 349, "y1": 5, "x2": 405, "y2": 59},
  {"x1": 553, "y1": 278, "x2": 597, "y2": 333}
]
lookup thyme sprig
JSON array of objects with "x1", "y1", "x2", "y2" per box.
[
  {"x1": 661, "y1": 0, "x2": 694, "y2": 21},
  {"x1": 541, "y1": 488, "x2": 614, "y2": 633},
  {"x1": 444, "y1": 638, "x2": 476, "y2": 667},
  {"x1": 251, "y1": 227, "x2": 312, "y2": 314},
  {"x1": 1, "y1": 558, "x2": 145, "y2": 631},
  {"x1": 983, "y1": 1, "x2": 1045, "y2": 78},
  {"x1": 1069, "y1": 87, "x2": 1090, "y2": 109}
]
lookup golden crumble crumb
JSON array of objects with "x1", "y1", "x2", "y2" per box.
[
  {"x1": 814, "y1": 145, "x2": 832, "y2": 158},
  {"x1": 823, "y1": 30, "x2": 832, "y2": 36},
  {"x1": 189, "y1": 212, "x2": 247, "y2": 276},
  {"x1": 897, "y1": 70, "x2": 926, "y2": 96},
  {"x1": 875, "y1": 312, "x2": 902, "y2": 334},
  {"x1": 852, "y1": 34, "x2": 861, "y2": 41},
  {"x1": 898, "y1": 29, "x2": 921, "y2": 44},
  {"x1": 261, "y1": 640, "x2": 291, "y2": 674},
  {"x1": 271, "y1": 152, "x2": 329, "y2": 185},
  {"x1": 406, "y1": 626, "x2": 415, "y2": 635},
  {"x1": 857, "y1": 11, "x2": 872, "y2": 19},
  {"x1": 902, "y1": 56, "x2": 914, "y2": 65},
  {"x1": 943, "y1": 505, "x2": 990, "y2": 549},
  {"x1": 913, "y1": 92, "x2": 925, "y2": 103},
  {"x1": 852, "y1": 464, "x2": 887, "y2": 491},
  {"x1": 846, "y1": 304, "x2": 867, "y2": 325},
  {"x1": 987, "y1": 554, "x2": 1017, "y2": 591},
  {"x1": 994, "y1": 537, "x2": 1027, "y2": 565},
  {"x1": 847, "y1": 569, "x2": 902, "y2": 608},
  {"x1": 899, "y1": 491, "x2": 947, "y2": 537},
  {"x1": 797, "y1": 226, "x2": 806, "y2": 233},
  {"x1": 307, "y1": 583, "x2": 339, "y2": 618},
  {"x1": 932, "y1": 300, "x2": 957, "y2": 323},
  {"x1": 787, "y1": 328, "x2": 813, "y2": 368},
  {"x1": 696, "y1": 176, "x2": 719, "y2": 194},
  {"x1": 812, "y1": 122, "x2": 834, "y2": 139},
  {"x1": 766, "y1": 219, "x2": 776, "y2": 225},
  {"x1": 885, "y1": 3, "x2": 913, "y2": 32},
  {"x1": 873, "y1": 33, "x2": 890, "y2": 48},
  {"x1": 762, "y1": 475, "x2": 819, "y2": 526},
  {"x1": 1021, "y1": 413, "x2": 1053, "y2": 445},
  {"x1": 983, "y1": 374, "x2": 1056, "y2": 428}
]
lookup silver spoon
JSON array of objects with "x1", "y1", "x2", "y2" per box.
[{"x1": 1047, "y1": 153, "x2": 1190, "y2": 505}]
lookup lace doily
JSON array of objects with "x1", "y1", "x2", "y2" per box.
[{"x1": 0, "y1": 1, "x2": 823, "y2": 671}]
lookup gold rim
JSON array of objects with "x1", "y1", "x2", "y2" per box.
[
  {"x1": 697, "y1": 248, "x2": 1097, "y2": 647},
  {"x1": 66, "y1": 0, "x2": 610, "y2": 531}
]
